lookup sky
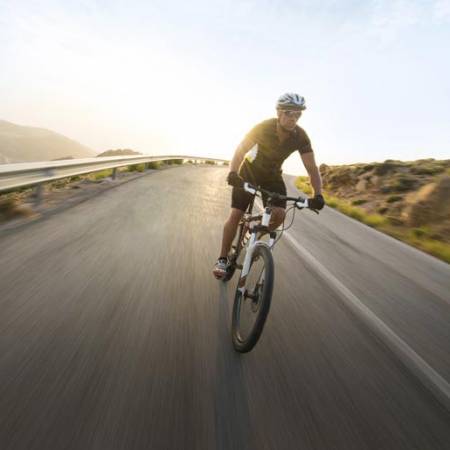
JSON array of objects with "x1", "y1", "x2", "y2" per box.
[{"x1": 1, "y1": 0, "x2": 449, "y2": 175}]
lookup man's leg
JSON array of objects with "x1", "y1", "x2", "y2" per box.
[
  {"x1": 219, "y1": 208, "x2": 244, "y2": 258},
  {"x1": 269, "y1": 206, "x2": 286, "y2": 230}
]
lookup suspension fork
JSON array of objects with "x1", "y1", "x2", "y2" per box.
[{"x1": 237, "y1": 207, "x2": 273, "y2": 293}]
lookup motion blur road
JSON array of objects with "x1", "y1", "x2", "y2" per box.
[{"x1": 1, "y1": 165, "x2": 449, "y2": 450}]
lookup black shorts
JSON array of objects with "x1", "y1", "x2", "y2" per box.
[{"x1": 231, "y1": 178, "x2": 287, "y2": 212}]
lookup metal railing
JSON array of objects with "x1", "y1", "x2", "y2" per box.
[{"x1": 0, "y1": 155, "x2": 228, "y2": 199}]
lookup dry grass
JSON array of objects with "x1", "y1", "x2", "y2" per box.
[{"x1": 296, "y1": 175, "x2": 449, "y2": 264}]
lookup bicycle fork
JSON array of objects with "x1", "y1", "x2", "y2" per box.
[{"x1": 237, "y1": 207, "x2": 275, "y2": 295}]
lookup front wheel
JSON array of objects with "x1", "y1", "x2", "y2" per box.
[{"x1": 232, "y1": 243, "x2": 274, "y2": 353}]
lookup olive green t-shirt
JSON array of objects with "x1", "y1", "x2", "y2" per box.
[{"x1": 239, "y1": 118, "x2": 313, "y2": 182}]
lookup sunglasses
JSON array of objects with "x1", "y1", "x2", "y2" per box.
[{"x1": 280, "y1": 110, "x2": 302, "y2": 118}]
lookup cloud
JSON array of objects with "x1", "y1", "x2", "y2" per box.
[
  {"x1": 433, "y1": 0, "x2": 450, "y2": 21},
  {"x1": 367, "y1": 0, "x2": 424, "y2": 45}
]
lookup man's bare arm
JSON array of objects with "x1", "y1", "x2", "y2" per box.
[
  {"x1": 301, "y1": 152, "x2": 322, "y2": 195},
  {"x1": 230, "y1": 138, "x2": 256, "y2": 173}
]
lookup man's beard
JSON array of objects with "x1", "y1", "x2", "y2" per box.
[{"x1": 277, "y1": 119, "x2": 295, "y2": 133}]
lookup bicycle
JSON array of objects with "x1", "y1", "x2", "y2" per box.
[{"x1": 223, "y1": 181, "x2": 319, "y2": 353}]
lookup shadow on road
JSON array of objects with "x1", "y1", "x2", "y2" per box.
[{"x1": 214, "y1": 282, "x2": 255, "y2": 450}]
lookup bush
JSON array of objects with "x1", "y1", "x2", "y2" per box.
[
  {"x1": 147, "y1": 161, "x2": 162, "y2": 169},
  {"x1": 386, "y1": 195, "x2": 402, "y2": 203},
  {"x1": 92, "y1": 169, "x2": 113, "y2": 180},
  {"x1": 391, "y1": 176, "x2": 417, "y2": 192},
  {"x1": 360, "y1": 164, "x2": 375, "y2": 174},
  {"x1": 324, "y1": 195, "x2": 338, "y2": 208},
  {"x1": 295, "y1": 176, "x2": 313, "y2": 195},
  {"x1": 127, "y1": 164, "x2": 145, "y2": 172},
  {"x1": 411, "y1": 227, "x2": 431, "y2": 239},
  {"x1": 0, "y1": 198, "x2": 16, "y2": 215},
  {"x1": 410, "y1": 164, "x2": 445, "y2": 175},
  {"x1": 363, "y1": 214, "x2": 387, "y2": 228},
  {"x1": 374, "y1": 161, "x2": 402, "y2": 176},
  {"x1": 351, "y1": 199, "x2": 367, "y2": 205},
  {"x1": 165, "y1": 159, "x2": 184, "y2": 165},
  {"x1": 416, "y1": 239, "x2": 450, "y2": 263},
  {"x1": 323, "y1": 194, "x2": 386, "y2": 228},
  {"x1": 205, "y1": 160, "x2": 216, "y2": 165}
]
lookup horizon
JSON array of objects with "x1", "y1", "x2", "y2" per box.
[{"x1": 1, "y1": 1, "x2": 449, "y2": 175}]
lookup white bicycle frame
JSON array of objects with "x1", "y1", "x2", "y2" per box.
[{"x1": 236, "y1": 183, "x2": 309, "y2": 294}]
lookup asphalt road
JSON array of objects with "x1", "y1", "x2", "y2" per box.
[{"x1": 1, "y1": 165, "x2": 449, "y2": 450}]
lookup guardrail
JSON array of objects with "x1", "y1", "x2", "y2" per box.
[{"x1": 0, "y1": 155, "x2": 228, "y2": 202}]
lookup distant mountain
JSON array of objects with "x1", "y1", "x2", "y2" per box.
[
  {"x1": 0, "y1": 120, "x2": 96, "y2": 164},
  {"x1": 97, "y1": 149, "x2": 141, "y2": 157}
]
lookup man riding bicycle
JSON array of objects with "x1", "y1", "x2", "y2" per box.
[{"x1": 213, "y1": 92, "x2": 325, "y2": 280}]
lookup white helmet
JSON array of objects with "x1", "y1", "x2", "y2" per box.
[{"x1": 276, "y1": 92, "x2": 306, "y2": 110}]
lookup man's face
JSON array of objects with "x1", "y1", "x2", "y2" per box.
[{"x1": 277, "y1": 109, "x2": 302, "y2": 131}]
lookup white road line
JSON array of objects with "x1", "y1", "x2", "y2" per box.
[{"x1": 284, "y1": 230, "x2": 450, "y2": 412}]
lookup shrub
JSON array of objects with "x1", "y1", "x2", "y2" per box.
[
  {"x1": 374, "y1": 161, "x2": 401, "y2": 176},
  {"x1": 127, "y1": 164, "x2": 145, "y2": 172},
  {"x1": 417, "y1": 239, "x2": 450, "y2": 263},
  {"x1": 391, "y1": 176, "x2": 417, "y2": 192},
  {"x1": 165, "y1": 159, "x2": 183, "y2": 165},
  {"x1": 410, "y1": 164, "x2": 445, "y2": 175},
  {"x1": 147, "y1": 161, "x2": 162, "y2": 169},
  {"x1": 0, "y1": 198, "x2": 16, "y2": 215},
  {"x1": 388, "y1": 216, "x2": 404, "y2": 226},
  {"x1": 360, "y1": 164, "x2": 375, "y2": 173},
  {"x1": 386, "y1": 195, "x2": 402, "y2": 203},
  {"x1": 351, "y1": 199, "x2": 367, "y2": 205},
  {"x1": 323, "y1": 194, "x2": 386, "y2": 228},
  {"x1": 92, "y1": 169, "x2": 113, "y2": 180},
  {"x1": 295, "y1": 176, "x2": 313, "y2": 195},
  {"x1": 205, "y1": 160, "x2": 216, "y2": 165},
  {"x1": 363, "y1": 214, "x2": 387, "y2": 228},
  {"x1": 324, "y1": 195, "x2": 338, "y2": 208},
  {"x1": 411, "y1": 227, "x2": 431, "y2": 239}
]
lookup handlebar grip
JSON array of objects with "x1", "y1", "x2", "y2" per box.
[
  {"x1": 295, "y1": 198, "x2": 309, "y2": 209},
  {"x1": 243, "y1": 182, "x2": 257, "y2": 194}
]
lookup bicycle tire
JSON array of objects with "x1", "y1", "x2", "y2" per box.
[{"x1": 232, "y1": 243, "x2": 274, "y2": 353}]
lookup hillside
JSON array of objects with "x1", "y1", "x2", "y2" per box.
[
  {"x1": 297, "y1": 158, "x2": 450, "y2": 262},
  {"x1": 97, "y1": 149, "x2": 141, "y2": 157},
  {"x1": 0, "y1": 120, "x2": 96, "y2": 163}
]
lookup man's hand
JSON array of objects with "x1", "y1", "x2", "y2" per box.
[
  {"x1": 309, "y1": 194, "x2": 325, "y2": 210},
  {"x1": 227, "y1": 171, "x2": 244, "y2": 187}
]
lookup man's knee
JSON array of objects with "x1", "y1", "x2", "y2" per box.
[{"x1": 270, "y1": 207, "x2": 285, "y2": 228}]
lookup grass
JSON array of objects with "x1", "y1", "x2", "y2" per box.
[
  {"x1": 324, "y1": 194, "x2": 387, "y2": 227},
  {"x1": 295, "y1": 176, "x2": 313, "y2": 195},
  {"x1": 91, "y1": 169, "x2": 113, "y2": 180},
  {"x1": 310, "y1": 185, "x2": 449, "y2": 264},
  {"x1": 386, "y1": 195, "x2": 402, "y2": 203},
  {"x1": 147, "y1": 161, "x2": 163, "y2": 169},
  {"x1": 417, "y1": 239, "x2": 450, "y2": 263},
  {"x1": 351, "y1": 199, "x2": 367, "y2": 205}
]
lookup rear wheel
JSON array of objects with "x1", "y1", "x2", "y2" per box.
[{"x1": 232, "y1": 243, "x2": 274, "y2": 353}]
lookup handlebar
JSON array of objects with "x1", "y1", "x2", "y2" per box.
[{"x1": 240, "y1": 181, "x2": 316, "y2": 212}]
